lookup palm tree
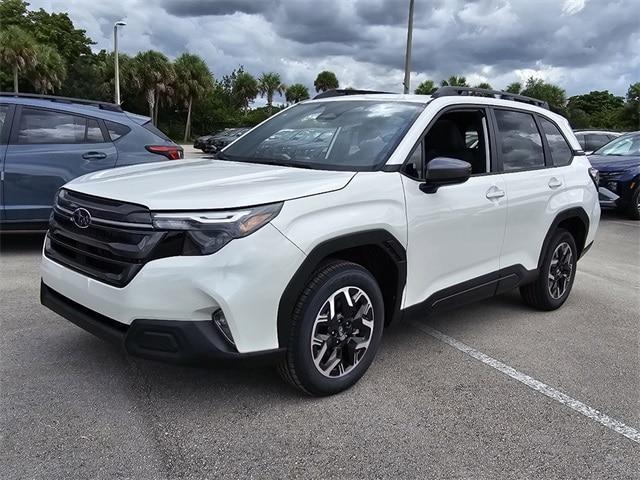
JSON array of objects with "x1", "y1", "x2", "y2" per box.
[
  {"x1": 174, "y1": 53, "x2": 214, "y2": 142},
  {"x1": 414, "y1": 80, "x2": 436, "y2": 95},
  {"x1": 441, "y1": 76, "x2": 468, "y2": 87},
  {"x1": 474, "y1": 82, "x2": 492, "y2": 90},
  {"x1": 505, "y1": 82, "x2": 522, "y2": 94},
  {"x1": 30, "y1": 44, "x2": 66, "y2": 94},
  {"x1": 0, "y1": 25, "x2": 38, "y2": 93},
  {"x1": 233, "y1": 71, "x2": 259, "y2": 114},
  {"x1": 314, "y1": 71, "x2": 339, "y2": 92},
  {"x1": 134, "y1": 50, "x2": 175, "y2": 124},
  {"x1": 258, "y1": 72, "x2": 285, "y2": 114},
  {"x1": 285, "y1": 83, "x2": 310, "y2": 104}
]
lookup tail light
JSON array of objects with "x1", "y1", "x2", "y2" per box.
[
  {"x1": 146, "y1": 145, "x2": 183, "y2": 160},
  {"x1": 588, "y1": 167, "x2": 599, "y2": 189}
]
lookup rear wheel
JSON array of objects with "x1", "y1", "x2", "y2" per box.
[
  {"x1": 627, "y1": 187, "x2": 640, "y2": 220},
  {"x1": 520, "y1": 229, "x2": 577, "y2": 311},
  {"x1": 278, "y1": 260, "x2": 384, "y2": 396}
]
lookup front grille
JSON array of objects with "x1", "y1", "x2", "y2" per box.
[
  {"x1": 45, "y1": 189, "x2": 183, "y2": 287},
  {"x1": 598, "y1": 171, "x2": 622, "y2": 183}
]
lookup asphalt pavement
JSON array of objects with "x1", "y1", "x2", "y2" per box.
[{"x1": 0, "y1": 212, "x2": 638, "y2": 479}]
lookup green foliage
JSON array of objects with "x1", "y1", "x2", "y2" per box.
[
  {"x1": 624, "y1": 82, "x2": 640, "y2": 129},
  {"x1": 414, "y1": 80, "x2": 436, "y2": 95},
  {"x1": 567, "y1": 90, "x2": 624, "y2": 129},
  {"x1": 134, "y1": 50, "x2": 175, "y2": 121},
  {"x1": 441, "y1": 76, "x2": 468, "y2": 87},
  {"x1": 30, "y1": 43, "x2": 66, "y2": 93},
  {"x1": 521, "y1": 77, "x2": 566, "y2": 108},
  {"x1": 314, "y1": 70, "x2": 339, "y2": 92},
  {"x1": 505, "y1": 82, "x2": 522, "y2": 94},
  {"x1": 0, "y1": 25, "x2": 38, "y2": 91},
  {"x1": 285, "y1": 83, "x2": 310, "y2": 103},
  {"x1": 258, "y1": 72, "x2": 285, "y2": 113},
  {"x1": 233, "y1": 71, "x2": 259, "y2": 113},
  {"x1": 474, "y1": 82, "x2": 492, "y2": 90},
  {"x1": 174, "y1": 53, "x2": 214, "y2": 140}
]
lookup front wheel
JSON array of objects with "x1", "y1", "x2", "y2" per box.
[
  {"x1": 520, "y1": 228, "x2": 578, "y2": 311},
  {"x1": 627, "y1": 187, "x2": 640, "y2": 220},
  {"x1": 278, "y1": 260, "x2": 384, "y2": 396}
]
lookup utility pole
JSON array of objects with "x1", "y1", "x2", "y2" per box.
[
  {"x1": 113, "y1": 21, "x2": 126, "y2": 104},
  {"x1": 403, "y1": 0, "x2": 415, "y2": 94}
]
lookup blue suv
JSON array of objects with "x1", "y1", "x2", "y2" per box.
[
  {"x1": 589, "y1": 131, "x2": 640, "y2": 220},
  {"x1": 0, "y1": 93, "x2": 183, "y2": 231}
]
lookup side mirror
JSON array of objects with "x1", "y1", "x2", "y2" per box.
[{"x1": 420, "y1": 157, "x2": 472, "y2": 194}]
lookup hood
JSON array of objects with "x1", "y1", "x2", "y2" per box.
[
  {"x1": 65, "y1": 158, "x2": 356, "y2": 210},
  {"x1": 588, "y1": 155, "x2": 640, "y2": 172}
]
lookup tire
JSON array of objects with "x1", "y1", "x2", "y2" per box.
[
  {"x1": 627, "y1": 187, "x2": 640, "y2": 221},
  {"x1": 278, "y1": 260, "x2": 384, "y2": 396},
  {"x1": 520, "y1": 228, "x2": 578, "y2": 311}
]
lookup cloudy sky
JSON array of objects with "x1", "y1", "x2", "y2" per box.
[{"x1": 28, "y1": 0, "x2": 640, "y2": 103}]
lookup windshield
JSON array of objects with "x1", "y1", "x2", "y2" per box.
[
  {"x1": 221, "y1": 101, "x2": 424, "y2": 170},
  {"x1": 594, "y1": 133, "x2": 640, "y2": 156}
]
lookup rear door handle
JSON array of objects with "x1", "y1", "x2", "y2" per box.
[
  {"x1": 486, "y1": 186, "x2": 505, "y2": 200},
  {"x1": 548, "y1": 177, "x2": 563, "y2": 189},
  {"x1": 82, "y1": 151, "x2": 107, "y2": 160}
]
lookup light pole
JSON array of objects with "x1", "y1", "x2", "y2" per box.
[
  {"x1": 113, "y1": 21, "x2": 126, "y2": 105},
  {"x1": 403, "y1": 0, "x2": 415, "y2": 94}
]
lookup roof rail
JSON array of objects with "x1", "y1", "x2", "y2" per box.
[
  {"x1": 0, "y1": 92, "x2": 123, "y2": 112},
  {"x1": 313, "y1": 89, "x2": 393, "y2": 99},
  {"x1": 431, "y1": 86, "x2": 549, "y2": 109}
]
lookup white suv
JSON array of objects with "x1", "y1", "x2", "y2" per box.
[{"x1": 41, "y1": 87, "x2": 600, "y2": 396}]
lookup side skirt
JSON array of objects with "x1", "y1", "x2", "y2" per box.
[{"x1": 403, "y1": 264, "x2": 537, "y2": 319}]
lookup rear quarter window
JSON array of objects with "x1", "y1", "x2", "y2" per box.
[
  {"x1": 540, "y1": 118, "x2": 572, "y2": 166},
  {"x1": 105, "y1": 120, "x2": 131, "y2": 141},
  {"x1": 142, "y1": 122, "x2": 172, "y2": 142}
]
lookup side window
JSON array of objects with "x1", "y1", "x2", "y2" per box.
[
  {"x1": 402, "y1": 141, "x2": 424, "y2": 179},
  {"x1": 585, "y1": 134, "x2": 610, "y2": 152},
  {"x1": 105, "y1": 120, "x2": 131, "y2": 141},
  {"x1": 0, "y1": 104, "x2": 9, "y2": 143},
  {"x1": 574, "y1": 133, "x2": 586, "y2": 150},
  {"x1": 539, "y1": 117, "x2": 572, "y2": 166},
  {"x1": 423, "y1": 109, "x2": 490, "y2": 175},
  {"x1": 86, "y1": 118, "x2": 105, "y2": 143},
  {"x1": 494, "y1": 109, "x2": 544, "y2": 172},
  {"x1": 18, "y1": 108, "x2": 88, "y2": 144}
]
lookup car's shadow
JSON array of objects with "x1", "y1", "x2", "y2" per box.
[{"x1": 0, "y1": 232, "x2": 46, "y2": 254}]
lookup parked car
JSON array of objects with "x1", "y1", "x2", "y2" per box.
[
  {"x1": 0, "y1": 93, "x2": 183, "y2": 231},
  {"x1": 204, "y1": 127, "x2": 250, "y2": 153},
  {"x1": 41, "y1": 87, "x2": 599, "y2": 396},
  {"x1": 588, "y1": 131, "x2": 640, "y2": 220},
  {"x1": 573, "y1": 129, "x2": 622, "y2": 154},
  {"x1": 193, "y1": 130, "x2": 219, "y2": 151}
]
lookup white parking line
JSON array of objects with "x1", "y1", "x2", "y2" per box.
[
  {"x1": 409, "y1": 321, "x2": 640, "y2": 444},
  {"x1": 610, "y1": 221, "x2": 640, "y2": 228}
]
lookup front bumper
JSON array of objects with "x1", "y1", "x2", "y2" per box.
[{"x1": 41, "y1": 282, "x2": 284, "y2": 364}]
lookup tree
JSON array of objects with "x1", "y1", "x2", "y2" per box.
[
  {"x1": 415, "y1": 80, "x2": 436, "y2": 95},
  {"x1": 567, "y1": 90, "x2": 624, "y2": 129},
  {"x1": 233, "y1": 71, "x2": 259, "y2": 113},
  {"x1": 505, "y1": 82, "x2": 522, "y2": 94},
  {"x1": 474, "y1": 82, "x2": 492, "y2": 90},
  {"x1": 258, "y1": 72, "x2": 285, "y2": 114},
  {"x1": 314, "y1": 70, "x2": 339, "y2": 92},
  {"x1": 521, "y1": 77, "x2": 566, "y2": 108},
  {"x1": 134, "y1": 50, "x2": 175, "y2": 124},
  {"x1": 174, "y1": 53, "x2": 214, "y2": 142},
  {"x1": 30, "y1": 43, "x2": 66, "y2": 93},
  {"x1": 0, "y1": 25, "x2": 38, "y2": 92},
  {"x1": 285, "y1": 83, "x2": 310, "y2": 104},
  {"x1": 441, "y1": 76, "x2": 468, "y2": 87},
  {"x1": 0, "y1": 0, "x2": 30, "y2": 28},
  {"x1": 625, "y1": 82, "x2": 640, "y2": 130}
]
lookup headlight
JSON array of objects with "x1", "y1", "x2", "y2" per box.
[{"x1": 151, "y1": 203, "x2": 282, "y2": 255}]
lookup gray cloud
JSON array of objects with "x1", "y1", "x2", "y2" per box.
[{"x1": 31, "y1": 0, "x2": 640, "y2": 99}]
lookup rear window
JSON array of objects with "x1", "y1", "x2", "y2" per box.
[
  {"x1": 105, "y1": 120, "x2": 131, "y2": 141},
  {"x1": 142, "y1": 122, "x2": 172, "y2": 142}
]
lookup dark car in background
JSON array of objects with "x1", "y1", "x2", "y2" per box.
[
  {"x1": 0, "y1": 93, "x2": 183, "y2": 231},
  {"x1": 574, "y1": 129, "x2": 622, "y2": 154},
  {"x1": 204, "y1": 127, "x2": 250, "y2": 153},
  {"x1": 193, "y1": 130, "x2": 220, "y2": 151},
  {"x1": 589, "y1": 131, "x2": 640, "y2": 220}
]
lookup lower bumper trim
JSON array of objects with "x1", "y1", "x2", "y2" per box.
[{"x1": 40, "y1": 282, "x2": 284, "y2": 364}]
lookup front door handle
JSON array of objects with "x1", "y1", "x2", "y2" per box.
[
  {"x1": 548, "y1": 177, "x2": 563, "y2": 189},
  {"x1": 82, "y1": 151, "x2": 107, "y2": 160},
  {"x1": 486, "y1": 186, "x2": 505, "y2": 200}
]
